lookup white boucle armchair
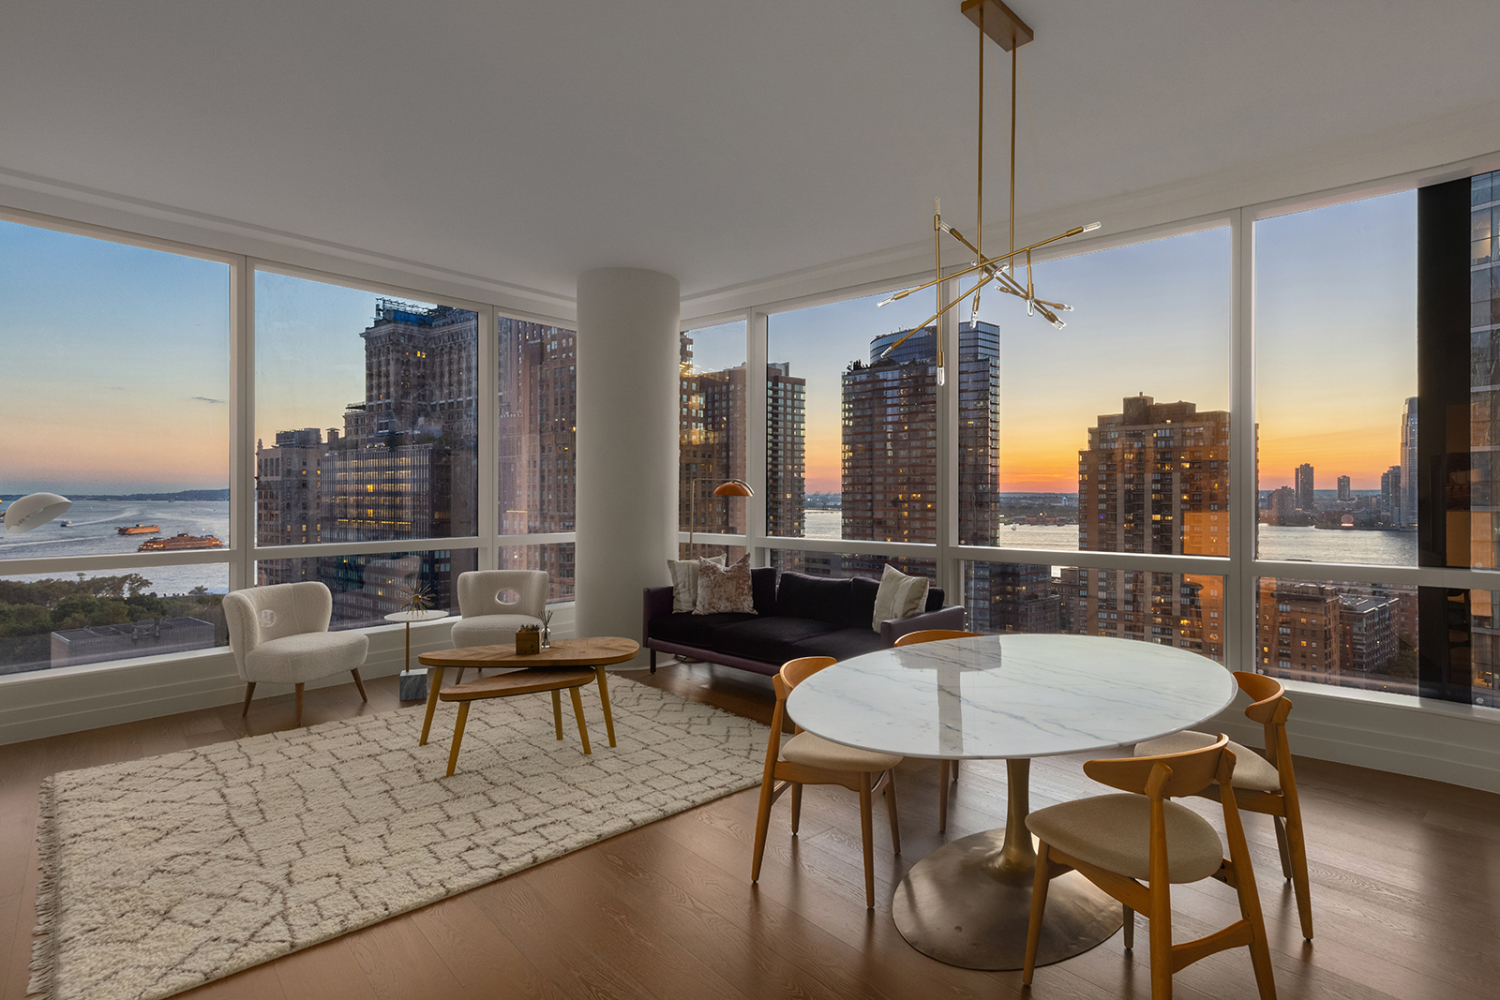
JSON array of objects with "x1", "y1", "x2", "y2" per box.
[
  {"x1": 223, "y1": 582, "x2": 369, "y2": 726},
  {"x1": 449, "y1": 570, "x2": 548, "y2": 680}
]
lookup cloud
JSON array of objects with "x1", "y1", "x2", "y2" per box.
[{"x1": 191, "y1": 396, "x2": 226, "y2": 404}]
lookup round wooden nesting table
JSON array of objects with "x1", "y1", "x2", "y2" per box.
[{"x1": 417, "y1": 637, "x2": 639, "y2": 776}]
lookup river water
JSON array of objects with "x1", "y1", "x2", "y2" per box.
[
  {"x1": 1, "y1": 503, "x2": 1421, "y2": 597},
  {"x1": 0, "y1": 499, "x2": 231, "y2": 593},
  {"x1": 801, "y1": 509, "x2": 1418, "y2": 569}
]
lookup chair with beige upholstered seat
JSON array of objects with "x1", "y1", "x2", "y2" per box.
[
  {"x1": 1022, "y1": 735, "x2": 1277, "y2": 1000},
  {"x1": 449, "y1": 570, "x2": 547, "y2": 682},
  {"x1": 1134, "y1": 670, "x2": 1312, "y2": 939},
  {"x1": 892, "y1": 628, "x2": 981, "y2": 832},
  {"x1": 224, "y1": 582, "x2": 369, "y2": 727},
  {"x1": 751, "y1": 656, "x2": 902, "y2": 908}
]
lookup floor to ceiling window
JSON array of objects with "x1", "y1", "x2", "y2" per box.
[
  {"x1": 0, "y1": 220, "x2": 232, "y2": 674},
  {"x1": 679, "y1": 320, "x2": 747, "y2": 564}
]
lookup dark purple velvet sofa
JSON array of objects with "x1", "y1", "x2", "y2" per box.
[{"x1": 642, "y1": 570, "x2": 965, "y2": 675}]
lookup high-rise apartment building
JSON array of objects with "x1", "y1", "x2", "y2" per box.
[
  {"x1": 1337, "y1": 475, "x2": 1351, "y2": 501},
  {"x1": 1295, "y1": 463, "x2": 1315, "y2": 510},
  {"x1": 498, "y1": 318, "x2": 576, "y2": 535},
  {"x1": 1381, "y1": 465, "x2": 1403, "y2": 522},
  {"x1": 1466, "y1": 169, "x2": 1500, "y2": 697},
  {"x1": 255, "y1": 427, "x2": 330, "y2": 548},
  {"x1": 837, "y1": 322, "x2": 1054, "y2": 632},
  {"x1": 766, "y1": 362, "x2": 806, "y2": 539},
  {"x1": 1076, "y1": 394, "x2": 1228, "y2": 659},
  {"x1": 1257, "y1": 582, "x2": 1342, "y2": 679},
  {"x1": 1267, "y1": 486, "x2": 1296, "y2": 523},
  {"x1": 1400, "y1": 396, "x2": 1418, "y2": 526}
]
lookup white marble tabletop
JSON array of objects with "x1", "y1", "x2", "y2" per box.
[{"x1": 786, "y1": 634, "x2": 1237, "y2": 760}]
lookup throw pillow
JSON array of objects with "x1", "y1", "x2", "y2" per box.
[
  {"x1": 668, "y1": 554, "x2": 725, "y2": 613},
  {"x1": 871, "y1": 563, "x2": 930, "y2": 631},
  {"x1": 695, "y1": 553, "x2": 757, "y2": 615}
]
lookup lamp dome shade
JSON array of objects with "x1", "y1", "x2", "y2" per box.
[
  {"x1": 713, "y1": 480, "x2": 754, "y2": 497},
  {"x1": 3, "y1": 493, "x2": 72, "y2": 533}
]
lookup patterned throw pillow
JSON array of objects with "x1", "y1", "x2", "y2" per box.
[
  {"x1": 871, "y1": 563, "x2": 930, "y2": 631},
  {"x1": 694, "y1": 553, "x2": 757, "y2": 615},
  {"x1": 668, "y1": 555, "x2": 725, "y2": 613}
]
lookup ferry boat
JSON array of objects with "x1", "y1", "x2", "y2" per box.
[
  {"x1": 137, "y1": 533, "x2": 224, "y2": 552},
  {"x1": 117, "y1": 524, "x2": 161, "y2": 535}
]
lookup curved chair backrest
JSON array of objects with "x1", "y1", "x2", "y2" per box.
[
  {"x1": 893, "y1": 629, "x2": 981, "y2": 647},
  {"x1": 774, "y1": 656, "x2": 836, "y2": 701},
  {"x1": 223, "y1": 582, "x2": 334, "y2": 678},
  {"x1": 1084, "y1": 733, "x2": 1232, "y2": 800},
  {"x1": 1233, "y1": 670, "x2": 1289, "y2": 724},
  {"x1": 457, "y1": 570, "x2": 548, "y2": 620}
]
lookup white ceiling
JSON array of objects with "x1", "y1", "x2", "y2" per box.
[{"x1": 2, "y1": 1, "x2": 1498, "y2": 308}]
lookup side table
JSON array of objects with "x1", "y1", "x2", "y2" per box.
[{"x1": 385, "y1": 610, "x2": 450, "y2": 700}]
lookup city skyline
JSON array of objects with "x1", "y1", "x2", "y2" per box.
[{"x1": 4, "y1": 195, "x2": 1416, "y2": 496}]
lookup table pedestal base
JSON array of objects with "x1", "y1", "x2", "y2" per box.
[
  {"x1": 892, "y1": 827, "x2": 1122, "y2": 970},
  {"x1": 892, "y1": 758, "x2": 1122, "y2": 970}
]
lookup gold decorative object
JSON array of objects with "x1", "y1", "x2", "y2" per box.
[
  {"x1": 877, "y1": 0, "x2": 1102, "y2": 381},
  {"x1": 398, "y1": 581, "x2": 435, "y2": 615}
]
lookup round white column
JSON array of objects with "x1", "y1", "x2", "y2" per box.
[{"x1": 575, "y1": 267, "x2": 680, "y2": 645}]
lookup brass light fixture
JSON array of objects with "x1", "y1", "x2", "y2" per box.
[
  {"x1": 686, "y1": 478, "x2": 755, "y2": 556},
  {"x1": 878, "y1": 0, "x2": 1101, "y2": 382}
]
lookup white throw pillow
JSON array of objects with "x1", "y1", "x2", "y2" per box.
[
  {"x1": 871, "y1": 563, "x2": 930, "y2": 631},
  {"x1": 668, "y1": 554, "x2": 725, "y2": 613}
]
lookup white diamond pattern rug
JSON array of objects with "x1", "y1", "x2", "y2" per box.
[{"x1": 29, "y1": 679, "x2": 769, "y2": 1000}]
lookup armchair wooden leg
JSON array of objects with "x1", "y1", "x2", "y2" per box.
[
  {"x1": 938, "y1": 759, "x2": 950, "y2": 833},
  {"x1": 884, "y1": 770, "x2": 901, "y2": 855},
  {"x1": 952, "y1": 759, "x2": 959, "y2": 780},
  {"x1": 552, "y1": 689, "x2": 564, "y2": 740},
  {"x1": 649, "y1": 649, "x2": 657, "y2": 674},
  {"x1": 241, "y1": 682, "x2": 256, "y2": 717},
  {"x1": 420, "y1": 666, "x2": 446, "y2": 746},
  {"x1": 790, "y1": 784, "x2": 802, "y2": 834},
  {"x1": 1022, "y1": 841, "x2": 1053, "y2": 984},
  {"x1": 445, "y1": 702, "x2": 471, "y2": 777},
  {"x1": 1123, "y1": 904, "x2": 1135, "y2": 950},
  {"x1": 569, "y1": 686, "x2": 592, "y2": 755},
  {"x1": 294, "y1": 683, "x2": 305, "y2": 727},
  {"x1": 858, "y1": 775, "x2": 875, "y2": 909},
  {"x1": 350, "y1": 668, "x2": 368, "y2": 702}
]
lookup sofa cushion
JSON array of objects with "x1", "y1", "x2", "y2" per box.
[
  {"x1": 649, "y1": 611, "x2": 758, "y2": 648},
  {"x1": 751, "y1": 567, "x2": 777, "y2": 616},
  {"x1": 774, "y1": 572, "x2": 853, "y2": 626},
  {"x1": 710, "y1": 617, "x2": 844, "y2": 664},
  {"x1": 788, "y1": 627, "x2": 886, "y2": 661},
  {"x1": 926, "y1": 586, "x2": 944, "y2": 612}
]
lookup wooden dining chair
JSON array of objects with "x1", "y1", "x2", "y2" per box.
[
  {"x1": 1023, "y1": 735, "x2": 1277, "y2": 1000},
  {"x1": 892, "y1": 629, "x2": 981, "y2": 832},
  {"x1": 751, "y1": 656, "x2": 903, "y2": 908},
  {"x1": 1134, "y1": 671, "x2": 1312, "y2": 939}
]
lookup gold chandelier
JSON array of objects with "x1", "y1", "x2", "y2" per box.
[{"x1": 878, "y1": 1, "x2": 1100, "y2": 383}]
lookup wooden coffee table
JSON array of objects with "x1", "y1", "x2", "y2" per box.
[{"x1": 417, "y1": 637, "x2": 640, "y2": 776}]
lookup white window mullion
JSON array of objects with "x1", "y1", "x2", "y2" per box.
[
  {"x1": 477, "y1": 304, "x2": 499, "y2": 572},
  {"x1": 1229, "y1": 206, "x2": 1258, "y2": 672},
  {"x1": 747, "y1": 309, "x2": 770, "y2": 566},
  {"x1": 230, "y1": 254, "x2": 256, "y2": 592}
]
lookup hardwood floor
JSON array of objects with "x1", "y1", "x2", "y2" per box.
[{"x1": 1, "y1": 661, "x2": 1496, "y2": 1000}]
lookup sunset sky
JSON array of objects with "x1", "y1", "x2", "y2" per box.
[{"x1": 3, "y1": 193, "x2": 1415, "y2": 497}]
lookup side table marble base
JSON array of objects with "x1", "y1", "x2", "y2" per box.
[{"x1": 891, "y1": 759, "x2": 1123, "y2": 970}]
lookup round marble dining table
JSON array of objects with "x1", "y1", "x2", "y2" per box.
[{"x1": 785, "y1": 632, "x2": 1237, "y2": 971}]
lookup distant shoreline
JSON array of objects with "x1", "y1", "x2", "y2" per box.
[{"x1": 0, "y1": 489, "x2": 229, "y2": 503}]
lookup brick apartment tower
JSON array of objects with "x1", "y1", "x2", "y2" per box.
[{"x1": 1074, "y1": 394, "x2": 1228, "y2": 660}]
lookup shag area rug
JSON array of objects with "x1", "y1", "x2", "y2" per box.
[{"x1": 29, "y1": 679, "x2": 769, "y2": 1000}]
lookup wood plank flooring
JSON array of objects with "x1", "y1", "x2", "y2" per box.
[{"x1": 1, "y1": 661, "x2": 1496, "y2": 1000}]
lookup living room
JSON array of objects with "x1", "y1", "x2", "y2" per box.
[{"x1": 2, "y1": 3, "x2": 1499, "y2": 1000}]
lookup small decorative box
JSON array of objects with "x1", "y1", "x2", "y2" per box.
[{"x1": 515, "y1": 627, "x2": 541, "y2": 655}]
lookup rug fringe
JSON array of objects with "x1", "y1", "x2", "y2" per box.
[{"x1": 27, "y1": 775, "x2": 58, "y2": 1000}]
